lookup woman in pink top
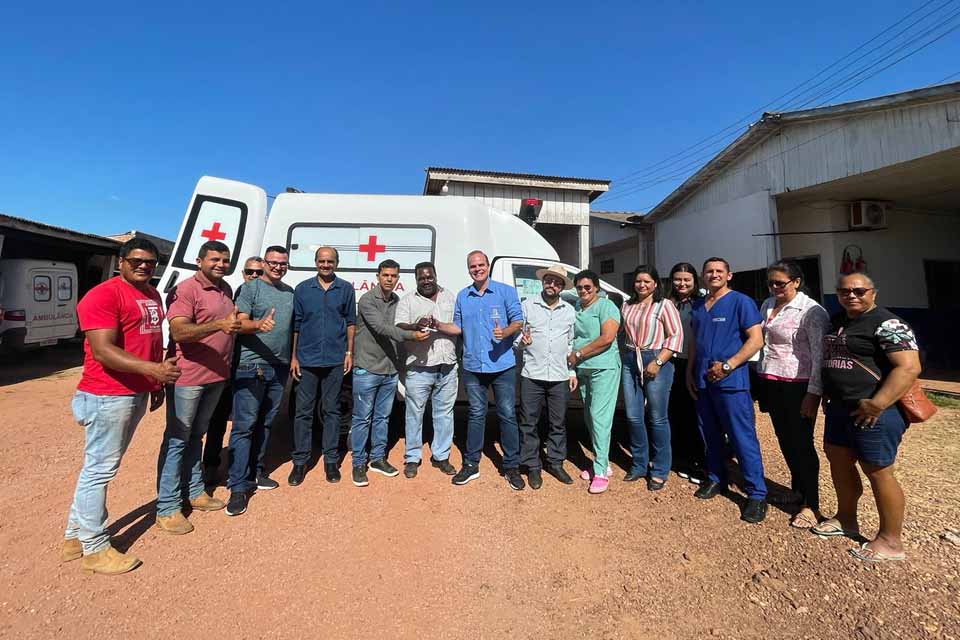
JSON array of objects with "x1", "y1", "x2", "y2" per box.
[
  {"x1": 620, "y1": 265, "x2": 683, "y2": 490},
  {"x1": 757, "y1": 260, "x2": 829, "y2": 528}
]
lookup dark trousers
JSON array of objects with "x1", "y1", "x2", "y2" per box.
[
  {"x1": 202, "y1": 382, "x2": 232, "y2": 469},
  {"x1": 764, "y1": 379, "x2": 820, "y2": 511},
  {"x1": 462, "y1": 367, "x2": 520, "y2": 469},
  {"x1": 697, "y1": 387, "x2": 767, "y2": 500},
  {"x1": 668, "y1": 358, "x2": 704, "y2": 471},
  {"x1": 518, "y1": 377, "x2": 570, "y2": 470},
  {"x1": 292, "y1": 365, "x2": 344, "y2": 465}
]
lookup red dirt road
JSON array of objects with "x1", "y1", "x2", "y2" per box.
[{"x1": 1, "y1": 354, "x2": 958, "y2": 639}]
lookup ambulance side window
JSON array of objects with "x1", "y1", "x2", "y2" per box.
[
  {"x1": 57, "y1": 276, "x2": 73, "y2": 301},
  {"x1": 511, "y1": 264, "x2": 543, "y2": 303},
  {"x1": 34, "y1": 275, "x2": 52, "y2": 302},
  {"x1": 171, "y1": 196, "x2": 247, "y2": 276}
]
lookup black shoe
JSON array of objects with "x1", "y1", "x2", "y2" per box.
[
  {"x1": 646, "y1": 477, "x2": 666, "y2": 492},
  {"x1": 225, "y1": 491, "x2": 248, "y2": 517},
  {"x1": 256, "y1": 474, "x2": 279, "y2": 491},
  {"x1": 352, "y1": 466, "x2": 369, "y2": 487},
  {"x1": 741, "y1": 498, "x2": 769, "y2": 524},
  {"x1": 430, "y1": 457, "x2": 456, "y2": 475},
  {"x1": 287, "y1": 464, "x2": 307, "y2": 486},
  {"x1": 369, "y1": 459, "x2": 399, "y2": 477},
  {"x1": 325, "y1": 462, "x2": 341, "y2": 483},
  {"x1": 528, "y1": 469, "x2": 543, "y2": 490},
  {"x1": 545, "y1": 464, "x2": 574, "y2": 485},
  {"x1": 623, "y1": 470, "x2": 644, "y2": 482},
  {"x1": 504, "y1": 468, "x2": 525, "y2": 491},
  {"x1": 452, "y1": 464, "x2": 480, "y2": 486},
  {"x1": 404, "y1": 462, "x2": 419, "y2": 479},
  {"x1": 694, "y1": 480, "x2": 724, "y2": 500}
]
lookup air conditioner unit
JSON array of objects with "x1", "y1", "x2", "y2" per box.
[{"x1": 849, "y1": 201, "x2": 888, "y2": 230}]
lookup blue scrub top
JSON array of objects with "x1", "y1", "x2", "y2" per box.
[
  {"x1": 691, "y1": 290, "x2": 761, "y2": 390},
  {"x1": 454, "y1": 279, "x2": 523, "y2": 373}
]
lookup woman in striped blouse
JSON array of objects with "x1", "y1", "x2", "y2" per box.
[{"x1": 620, "y1": 266, "x2": 684, "y2": 490}]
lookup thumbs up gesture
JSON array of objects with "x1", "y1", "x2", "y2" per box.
[
  {"x1": 258, "y1": 307, "x2": 276, "y2": 334},
  {"x1": 221, "y1": 309, "x2": 242, "y2": 335},
  {"x1": 153, "y1": 356, "x2": 182, "y2": 384}
]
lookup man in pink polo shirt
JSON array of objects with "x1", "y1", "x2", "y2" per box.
[{"x1": 155, "y1": 240, "x2": 241, "y2": 535}]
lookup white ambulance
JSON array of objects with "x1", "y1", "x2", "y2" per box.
[
  {"x1": 0, "y1": 259, "x2": 79, "y2": 350},
  {"x1": 161, "y1": 176, "x2": 626, "y2": 308}
]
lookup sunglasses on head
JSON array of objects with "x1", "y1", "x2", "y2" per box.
[
  {"x1": 124, "y1": 257, "x2": 158, "y2": 269},
  {"x1": 837, "y1": 287, "x2": 873, "y2": 298},
  {"x1": 244, "y1": 269, "x2": 264, "y2": 277}
]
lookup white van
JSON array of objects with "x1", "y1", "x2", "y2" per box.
[
  {"x1": 0, "y1": 259, "x2": 79, "y2": 350},
  {"x1": 161, "y1": 176, "x2": 626, "y2": 308}
]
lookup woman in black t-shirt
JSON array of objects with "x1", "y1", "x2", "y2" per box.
[{"x1": 812, "y1": 272, "x2": 921, "y2": 563}]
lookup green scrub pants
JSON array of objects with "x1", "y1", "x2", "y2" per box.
[{"x1": 578, "y1": 366, "x2": 621, "y2": 476}]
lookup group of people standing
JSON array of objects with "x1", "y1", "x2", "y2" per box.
[{"x1": 60, "y1": 237, "x2": 923, "y2": 575}]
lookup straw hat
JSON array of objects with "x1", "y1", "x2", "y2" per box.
[{"x1": 535, "y1": 264, "x2": 573, "y2": 290}]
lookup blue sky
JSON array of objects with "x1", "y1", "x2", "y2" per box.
[{"x1": 2, "y1": 0, "x2": 958, "y2": 240}]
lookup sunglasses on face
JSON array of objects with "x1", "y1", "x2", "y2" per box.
[
  {"x1": 264, "y1": 260, "x2": 288, "y2": 269},
  {"x1": 575, "y1": 285, "x2": 595, "y2": 292},
  {"x1": 837, "y1": 287, "x2": 873, "y2": 298},
  {"x1": 124, "y1": 258, "x2": 158, "y2": 269},
  {"x1": 244, "y1": 269, "x2": 264, "y2": 276},
  {"x1": 768, "y1": 279, "x2": 793, "y2": 289}
]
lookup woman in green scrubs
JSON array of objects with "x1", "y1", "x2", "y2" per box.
[{"x1": 567, "y1": 270, "x2": 622, "y2": 494}]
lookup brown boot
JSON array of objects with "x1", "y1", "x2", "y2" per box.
[
  {"x1": 80, "y1": 545, "x2": 141, "y2": 575},
  {"x1": 155, "y1": 511, "x2": 195, "y2": 535},
  {"x1": 189, "y1": 493, "x2": 226, "y2": 512},
  {"x1": 60, "y1": 538, "x2": 82, "y2": 563}
]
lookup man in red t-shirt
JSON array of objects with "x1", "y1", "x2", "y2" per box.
[
  {"x1": 61, "y1": 238, "x2": 181, "y2": 576},
  {"x1": 155, "y1": 240, "x2": 240, "y2": 535}
]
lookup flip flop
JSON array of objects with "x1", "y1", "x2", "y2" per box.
[
  {"x1": 790, "y1": 511, "x2": 819, "y2": 529},
  {"x1": 849, "y1": 542, "x2": 906, "y2": 563},
  {"x1": 810, "y1": 518, "x2": 860, "y2": 538}
]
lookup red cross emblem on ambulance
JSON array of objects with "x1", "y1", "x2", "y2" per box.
[
  {"x1": 201, "y1": 222, "x2": 227, "y2": 242},
  {"x1": 358, "y1": 235, "x2": 386, "y2": 261}
]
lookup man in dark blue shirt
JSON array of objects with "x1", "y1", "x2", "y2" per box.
[
  {"x1": 289, "y1": 246, "x2": 356, "y2": 486},
  {"x1": 438, "y1": 250, "x2": 524, "y2": 490},
  {"x1": 686, "y1": 257, "x2": 767, "y2": 523}
]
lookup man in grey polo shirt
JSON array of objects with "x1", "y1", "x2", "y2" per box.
[
  {"x1": 350, "y1": 259, "x2": 429, "y2": 487},
  {"x1": 516, "y1": 265, "x2": 578, "y2": 488},
  {"x1": 395, "y1": 261, "x2": 459, "y2": 479}
]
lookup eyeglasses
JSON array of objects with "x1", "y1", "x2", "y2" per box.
[
  {"x1": 767, "y1": 280, "x2": 793, "y2": 289},
  {"x1": 836, "y1": 287, "x2": 874, "y2": 298},
  {"x1": 575, "y1": 284, "x2": 595, "y2": 292},
  {"x1": 264, "y1": 260, "x2": 288, "y2": 269},
  {"x1": 123, "y1": 258, "x2": 158, "y2": 269},
  {"x1": 244, "y1": 269, "x2": 264, "y2": 276}
]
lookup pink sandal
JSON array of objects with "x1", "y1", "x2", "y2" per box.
[
  {"x1": 580, "y1": 465, "x2": 613, "y2": 481},
  {"x1": 588, "y1": 475, "x2": 609, "y2": 494}
]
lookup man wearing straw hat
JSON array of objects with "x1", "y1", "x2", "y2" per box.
[{"x1": 516, "y1": 264, "x2": 578, "y2": 488}]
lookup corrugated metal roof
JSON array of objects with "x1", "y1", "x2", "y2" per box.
[
  {"x1": 590, "y1": 211, "x2": 646, "y2": 224},
  {"x1": 0, "y1": 213, "x2": 120, "y2": 248},
  {"x1": 640, "y1": 81, "x2": 960, "y2": 223},
  {"x1": 426, "y1": 166, "x2": 610, "y2": 186}
]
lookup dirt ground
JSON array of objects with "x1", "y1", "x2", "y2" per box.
[{"x1": 1, "y1": 345, "x2": 958, "y2": 639}]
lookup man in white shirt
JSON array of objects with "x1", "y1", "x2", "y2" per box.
[
  {"x1": 395, "y1": 262, "x2": 459, "y2": 479},
  {"x1": 516, "y1": 265, "x2": 578, "y2": 488}
]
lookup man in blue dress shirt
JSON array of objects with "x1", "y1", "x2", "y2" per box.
[
  {"x1": 288, "y1": 246, "x2": 356, "y2": 486},
  {"x1": 685, "y1": 257, "x2": 767, "y2": 523},
  {"x1": 437, "y1": 250, "x2": 525, "y2": 489}
]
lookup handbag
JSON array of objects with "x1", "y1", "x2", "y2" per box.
[{"x1": 848, "y1": 357, "x2": 937, "y2": 424}]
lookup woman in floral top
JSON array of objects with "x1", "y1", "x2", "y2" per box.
[
  {"x1": 812, "y1": 271, "x2": 921, "y2": 564},
  {"x1": 757, "y1": 261, "x2": 829, "y2": 529}
]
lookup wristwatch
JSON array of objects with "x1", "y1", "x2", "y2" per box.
[
  {"x1": 575, "y1": 350, "x2": 583, "y2": 361},
  {"x1": 655, "y1": 357, "x2": 664, "y2": 366},
  {"x1": 721, "y1": 361, "x2": 731, "y2": 372}
]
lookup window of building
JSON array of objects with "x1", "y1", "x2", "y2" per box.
[
  {"x1": 925, "y1": 260, "x2": 960, "y2": 311},
  {"x1": 600, "y1": 259, "x2": 614, "y2": 274}
]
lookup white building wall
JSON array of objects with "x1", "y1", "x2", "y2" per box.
[
  {"x1": 779, "y1": 203, "x2": 960, "y2": 308},
  {"x1": 446, "y1": 181, "x2": 590, "y2": 225},
  {"x1": 654, "y1": 191, "x2": 778, "y2": 276}
]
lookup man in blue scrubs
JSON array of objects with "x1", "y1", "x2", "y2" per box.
[
  {"x1": 685, "y1": 257, "x2": 767, "y2": 523},
  {"x1": 437, "y1": 250, "x2": 525, "y2": 490}
]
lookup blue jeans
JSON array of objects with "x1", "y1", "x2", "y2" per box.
[
  {"x1": 227, "y1": 364, "x2": 289, "y2": 492},
  {"x1": 622, "y1": 350, "x2": 674, "y2": 479},
  {"x1": 156, "y1": 382, "x2": 226, "y2": 516},
  {"x1": 350, "y1": 369, "x2": 398, "y2": 467},
  {"x1": 65, "y1": 391, "x2": 147, "y2": 553},
  {"x1": 462, "y1": 367, "x2": 520, "y2": 469},
  {"x1": 404, "y1": 364, "x2": 458, "y2": 463}
]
